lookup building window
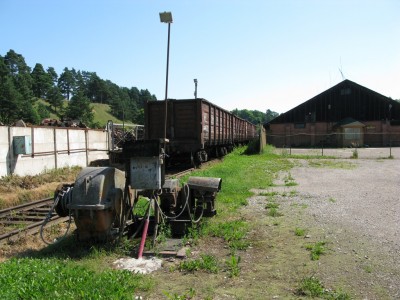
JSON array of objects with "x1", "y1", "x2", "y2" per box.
[
  {"x1": 294, "y1": 123, "x2": 305, "y2": 129},
  {"x1": 344, "y1": 128, "x2": 361, "y2": 140}
]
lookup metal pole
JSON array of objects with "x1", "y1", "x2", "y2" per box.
[
  {"x1": 194, "y1": 79, "x2": 198, "y2": 99},
  {"x1": 164, "y1": 22, "x2": 171, "y2": 142}
]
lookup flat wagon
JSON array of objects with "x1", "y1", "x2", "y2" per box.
[{"x1": 145, "y1": 98, "x2": 257, "y2": 165}]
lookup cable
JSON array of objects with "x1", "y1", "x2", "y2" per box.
[
  {"x1": 40, "y1": 187, "x2": 73, "y2": 245},
  {"x1": 152, "y1": 184, "x2": 191, "y2": 221}
]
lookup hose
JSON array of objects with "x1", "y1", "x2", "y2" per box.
[{"x1": 40, "y1": 187, "x2": 73, "y2": 245}]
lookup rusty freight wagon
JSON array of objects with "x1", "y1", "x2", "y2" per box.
[{"x1": 145, "y1": 98, "x2": 257, "y2": 165}]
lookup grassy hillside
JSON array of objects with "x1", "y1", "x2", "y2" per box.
[
  {"x1": 91, "y1": 103, "x2": 126, "y2": 126},
  {"x1": 35, "y1": 99, "x2": 131, "y2": 127}
]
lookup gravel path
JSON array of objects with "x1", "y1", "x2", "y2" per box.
[{"x1": 288, "y1": 157, "x2": 400, "y2": 298}]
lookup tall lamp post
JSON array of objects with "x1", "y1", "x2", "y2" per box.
[
  {"x1": 194, "y1": 79, "x2": 198, "y2": 99},
  {"x1": 389, "y1": 104, "x2": 392, "y2": 157},
  {"x1": 159, "y1": 11, "x2": 173, "y2": 142}
]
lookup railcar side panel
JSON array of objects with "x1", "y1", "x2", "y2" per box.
[{"x1": 145, "y1": 98, "x2": 257, "y2": 163}]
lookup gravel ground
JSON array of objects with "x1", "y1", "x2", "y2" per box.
[
  {"x1": 287, "y1": 155, "x2": 400, "y2": 298},
  {"x1": 280, "y1": 146, "x2": 400, "y2": 159}
]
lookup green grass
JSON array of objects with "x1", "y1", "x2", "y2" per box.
[
  {"x1": 259, "y1": 191, "x2": 279, "y2": 197},
  {"x1": 305, "y1": 241, "x2": 327, "y2": 260},
  {"x1": 163, "y1": 288, "x2": 196, "y2": 300},
  {"x1": 328, "y1": 197, "x2": 336, "y2": 203},
  {"x1": 0, "y1": 258, "x2": 153, "y2": 300},
  {"x1": 178, "y1": 254, "x2": 219, "y2": 273},
  {"x1": 204, "y1": 219, "x2": 250, "y2": 250},
  {"x1": 294, "y1": 227, "x2": 306, "y2": 236},
  {"x1": 91, "y1": 103, "x2": 127, "y2": 126},
  {"x1": 297, "y1": 276, "x2": 325, "y2": 297},
  {"x1": 225, "y1": 255, "x2": 241, "y2": 277},
  {"x1": 35, "y1": 99, "x2": 131, "y2": 127},
  {"x1": 297, "y1": 276, "x2": 351, "y2": 299},
  {"x1": 308, "y1": 160, "x2": 356, "y2": 169}
]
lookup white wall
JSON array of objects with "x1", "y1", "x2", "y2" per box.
[{"x1": 0, "y1": 126, "x2": 109, "y2": 177}]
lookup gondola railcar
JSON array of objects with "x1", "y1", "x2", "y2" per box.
[{"x1": 145, "y1": 98, "x2": 258, "y2": 165}]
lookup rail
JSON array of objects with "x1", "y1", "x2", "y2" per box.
[{"x1": 0, "y1": 198, "x2": 69, "y2": 244}]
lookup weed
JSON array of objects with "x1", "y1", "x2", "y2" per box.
[
  {"x1": 156, "y1": 222, "x2": 172, "y2": 244},
  {"x1": 297, "y1": 276, "x2": 324, "y2": 297},
  {"x1": 351, "y1": 148, "x2": 358, "y2": 159},
  {"x1": 265, "y1": 202, "x2": 279, "y2": 209},
  {"x1": 225, "y1": 255, "x2": 241, "y2": 277},
  {"x1": 179, "y1": 254, "x2": 219, "y2": 273},
  {"x1": 259, "y1": 191, "x2": 278, "y2": 197},
  {"x1": 294, "y1": 227, "x2": 305, "y2": 236},
  {"x1": 205, "y1": 219, "x2": 249, "y2": 250},
  {"x1": 305, "y1": 241, "x2": 326, "y2": 260},
  {"x1": 134, "y1": 196, "x2": 151, "y2": 217},
  {"x1": 182, "y1": 223, "x2": 203, "y2": 246},
  {"x1": 363, "y1": 265, "x2": 372, "y2": 273},
  {"x1": 297, "y1": 276, "x2": 351, "y2": 299},
  {"x1": 266, "y1": 202, "x2": 283, "y2": 217},
  {"x1": 283, "y1": 172, "x2": 297, "y2": 186},
  {"x1": 328, "y1": 197, "x2": 336, "y2": 203},
  {"x1": 163, "y1": 288, "x2": 196, "y2": 299},
  {"x1": 309, "y1": 160, "x2": 356, "y2": 169},
  {"x1": 281, "y1": 148, "x2": 289, "y2": 157}
]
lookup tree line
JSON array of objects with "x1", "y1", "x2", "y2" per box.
[
  {"x1": 0, "y1": 49, "x2": 157, "y2": 127},
  {"x1": 231, "y1": 108, "x2": 279, "y2": 125}
]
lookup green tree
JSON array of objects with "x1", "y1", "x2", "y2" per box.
[
  {"x1": 31, "y1": 63, "x2": 52, "y2": 98},
  {"x1": 46, "y1": 67, "x2": 58, "y2": 86},
  {"x1": 231, "y1": 108, "x2": 279, "y2": 124},
  {"x1": 65, "y1": 90, "x2": 93, "y2": 124},
  {"x1": 266, "y1": 109, "x2": 279, "y2": 122},
  {"x1": 36, "y1": 102, "x2": 50, "y2": 119},
  {"x1": 4, "y1": 49, "x2": 33, "y2": 100},
  {"x1": 0, "y1": 55, "x2": 38, "y2": 125},
  {"x1": 47, "y1": 86, "x2": 64, "y2": 113},
  {"x1": 0, "y1": 76, "x2": 22, "y2": 124},
  {"x1": 58, "y1": 67, "x2": 75, "y2": 100}
]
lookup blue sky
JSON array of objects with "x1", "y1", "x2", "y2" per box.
[{"x1": 1, "y1": 0, "x2": 399, "y2": 113}]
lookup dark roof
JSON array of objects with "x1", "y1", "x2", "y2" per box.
[{"x1": 266, "y1": 79, "x2": 399, "y2": 125}]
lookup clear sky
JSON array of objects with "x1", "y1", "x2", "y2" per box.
[{"x1": 1, "y1": 0, "x2": 399, "y2": 114}]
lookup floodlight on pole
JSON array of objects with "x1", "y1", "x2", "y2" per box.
[{"x1": 159, "y1": 11, "x2": 173, "y2": 143}]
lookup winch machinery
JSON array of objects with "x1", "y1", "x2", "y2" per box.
[{"x1": 53, "y1": 139, "x2": 221, "y2": 242}]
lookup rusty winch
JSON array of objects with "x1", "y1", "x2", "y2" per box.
[{"x1": 52, "y1": 140, "x2": 221, "y2": 243}]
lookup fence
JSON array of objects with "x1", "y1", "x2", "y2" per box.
[
  {"x1": 267, "y1": 132, "x2": 400, "y2": 159},
  {"x1": 0, "y1": 126, "x2": 109, "y2": 177}
]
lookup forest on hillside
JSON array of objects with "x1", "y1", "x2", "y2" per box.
[
  {"x1": 0, "y1": 49, "x2": 279, "y2": 127},
  {"x1": 0, "y1": 49, "x2": 157, "y2": 127}
]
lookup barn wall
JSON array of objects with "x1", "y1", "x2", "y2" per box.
[{"x1": 267, "y1": 120, "x2": 400, "y2": 147}]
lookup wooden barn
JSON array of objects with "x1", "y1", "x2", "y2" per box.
[{"x1": 265, "y1": 79, "x2": 400, "y2": 147}]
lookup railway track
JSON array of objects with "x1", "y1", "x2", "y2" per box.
[
  {"x1": 0, "y1": 166, "x2": 199, "y2": 245},
  {"x1": 0, "y1": 198, "x2": 69, "y2": 244}
]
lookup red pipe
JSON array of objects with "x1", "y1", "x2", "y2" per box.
[{"x1": 137, "y1": 217, "x2": 149, "y2": 259}]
